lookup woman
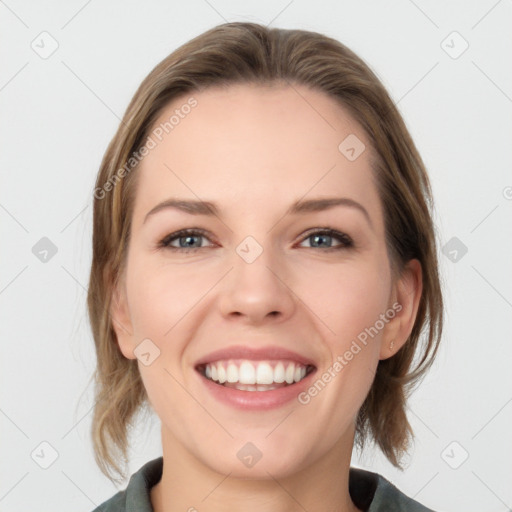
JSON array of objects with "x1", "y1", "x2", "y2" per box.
[{"x1": 88, "y1": 21, "x2": 443, "y2": 511}]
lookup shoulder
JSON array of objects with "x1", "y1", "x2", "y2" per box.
[
  {"x1": 90, "y1": 491, "x2": 125, "y2": 512},
  {"x1": 90, "y1": 457, "x2": 164, "y2": 512},
  {"x1": 349, "y1": 467, "x2": 438, "y2": 511}
]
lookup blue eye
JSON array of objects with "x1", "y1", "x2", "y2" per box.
[
  {"x1": 159, "y1": 229, "x2": 211, "y2": 251},
  {"x1": 299, "y1": 229, "x2": 354, "y2": 250},
  {"x1": 158, "y1": 228, "x2": 353, "y2": 252}
]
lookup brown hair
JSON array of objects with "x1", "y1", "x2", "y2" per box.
[{"x1": 87, "y1": 21, "x2": 443, "y2": 483}]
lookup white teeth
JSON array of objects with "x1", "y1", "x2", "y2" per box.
[
  {"x1": 203, "y1": 360, "x2": 310, "y2": 385},
  {"x1": 217, "y1": 365, "x2": 227, "y2": 383},
  {"x1": 226, "y1": 363, "x2": 238, "y2": 383},
  {"x1": 256, "y1": 362, "x2": 274, "y2": 384},
  {"x1": 239, "y1": 361, "x2": 256, "y2": 384},
  {"x1": 285, "y1": 363, "x2": 295, "y2": 384},
  {"x1": 294, "y1": 366, "x2": 303, "y2": 383},
  {"x1": 274, "y1": 362, "x2": 285, "y2": 383}
]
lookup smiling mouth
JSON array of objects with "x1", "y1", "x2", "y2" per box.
[{"x1": 196, "y1": 361, "x2": 316, "y2": 392}]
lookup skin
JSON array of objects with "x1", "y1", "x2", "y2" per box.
[{"x1": 111, "y1": 83, "x2": 422, "y2": 512}]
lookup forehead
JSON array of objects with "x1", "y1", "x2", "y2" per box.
[{"x1": 132, "y1": 83, "x2": 382, "y2": 226}]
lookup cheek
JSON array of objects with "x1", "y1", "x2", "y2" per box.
[
  {"x1": 124, "y1": 260, "x2": 203, "y2": 408},
  {"x1": 125, "y1": 257, "x2": 214, "y2": 338},
  {"x1": 127, "y1": 249, "x2": 391, "y2": 348},
  {"x1": 296, "y1": 256, "x2": 391, "y2": 343}
]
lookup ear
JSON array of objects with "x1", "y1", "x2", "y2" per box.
[
  {"x1": 380, "y1": 258, "x2": 423, "y2": 360},
  {"x1": 110, "y1": 277, "x2": 137, "y2": 360}
]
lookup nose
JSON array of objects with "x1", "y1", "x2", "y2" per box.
[{"x1": 217, "y1": 245, "x2": 297, "y2": 325}]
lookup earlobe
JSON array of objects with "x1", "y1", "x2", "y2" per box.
[
  {"x1": 110, "y1": 280, "x2": 137, "y2": 360},
  {"x1": 380, "y1": 259, "x2": 423, "y2": 360}
]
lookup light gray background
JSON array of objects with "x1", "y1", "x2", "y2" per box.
[{"x1": 1, "y1": 1, "x2": 511, "y2": 511}]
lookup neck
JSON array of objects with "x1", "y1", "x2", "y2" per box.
[{"x1": 151, "y1": 425, "x2": 361, "y2": 512}]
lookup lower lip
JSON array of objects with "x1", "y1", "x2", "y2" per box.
[{"x1": 196, "y1": 368, "x2": 317, "y2": 411}]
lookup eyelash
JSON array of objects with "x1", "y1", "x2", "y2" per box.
[{"x1": 157, "y1": 228, "x2": 354, "y2": 253}]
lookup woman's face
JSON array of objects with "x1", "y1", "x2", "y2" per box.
[{"x1": 112, "y1": 83, "x2": 420, "y2": 478}]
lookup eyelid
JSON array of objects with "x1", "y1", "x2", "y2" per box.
[
  {"x1": 158, "y1": 228, "x2": 216, "y2": 249},
  {"x1": 158, "y1": 226, "x2": 354, "y2": 252},
  {"x1": 297, "y1": 227, "x2": 353, "y2": 244}
]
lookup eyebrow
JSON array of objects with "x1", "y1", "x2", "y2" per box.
[{"x1": 143, "y1": 197, "x2": 373, "y2": 228}]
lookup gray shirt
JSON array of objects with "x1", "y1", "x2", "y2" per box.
[{"x1": 92, "y1": 457, "x2": 436, "y2": 511}]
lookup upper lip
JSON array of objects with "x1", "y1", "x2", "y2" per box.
[{"x1": 194, "y1": 345, "x2": 317, "y2": 369}]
